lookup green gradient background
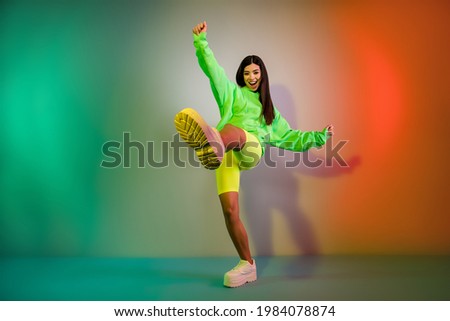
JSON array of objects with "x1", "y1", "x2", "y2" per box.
[{"x1": 2, "y1": 1, "x2": 450, "y2": 257}]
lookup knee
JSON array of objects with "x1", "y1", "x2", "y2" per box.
[
  {"x1": 219, "y1": 191, "x2": 240, "y2": 223},
  {"x1": 222, "y1": 203, "x2": 239, "y2": 222}
]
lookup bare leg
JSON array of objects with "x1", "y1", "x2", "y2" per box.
[
  {"x1": 219, "y1": 191, "x2": 253, "y2": 264},
  {"x1": 219, "y1": 124, "x2": 247, "y2": 151}
]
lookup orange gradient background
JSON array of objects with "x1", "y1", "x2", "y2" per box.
[{"x1": 312, "y1": 2, "x2": 450, "y2": 254}]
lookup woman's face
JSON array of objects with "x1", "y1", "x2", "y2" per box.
[{"x1": 243, "y1": 63, "x2": 261, "y2": 91}]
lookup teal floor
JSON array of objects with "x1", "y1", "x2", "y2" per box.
[{"x1": 1, "y1": 256, "x2": 449, "y2": 300}]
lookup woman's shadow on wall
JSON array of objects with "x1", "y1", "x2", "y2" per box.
[{"x1": 241, "y1": 85, "x2": 360, "y2": 278}]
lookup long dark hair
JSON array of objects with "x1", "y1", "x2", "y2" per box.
[{"x1": 236, "y1": 55, "x2": 275, "y2": 125}]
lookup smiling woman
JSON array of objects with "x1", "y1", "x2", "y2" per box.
[
  {"x1": 174, "y1": 21, "x2": 333, "y2": 287},
  {"x1": 243, "y1": 64, "x2": 260, "y2": 91}
]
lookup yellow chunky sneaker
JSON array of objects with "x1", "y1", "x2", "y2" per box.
[
  {"x1": 224, "y1": 259, "x2": 257, "y2": 288},
  {"x1": 174, "y1": 108, "x2": 224, "y2": 170}
]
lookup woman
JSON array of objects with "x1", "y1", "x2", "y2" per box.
[{"x1": 174, "y1": 21, "x2": 333, "y2": 288}]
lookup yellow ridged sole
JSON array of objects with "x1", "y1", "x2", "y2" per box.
[{"x1": 174, "y1": 108, "x2": 222, "y2": 170}]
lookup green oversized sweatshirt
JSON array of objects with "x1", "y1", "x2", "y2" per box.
[{"x1": 193, "y1": 32, "x2": 329, "y2": 155}]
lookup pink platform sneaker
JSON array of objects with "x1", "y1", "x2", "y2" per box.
[{"x1": 224, "y1": 259, "x2": 257, "y2": 288}]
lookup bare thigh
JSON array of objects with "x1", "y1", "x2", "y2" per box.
[{"x1": 219, "y1": 124, "x2": 246, "y2": 151}]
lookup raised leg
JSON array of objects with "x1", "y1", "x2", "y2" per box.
[{"x1": 219, "y1": 124, "x2": 247, "y2": 151}]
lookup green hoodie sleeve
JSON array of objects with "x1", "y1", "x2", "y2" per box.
[
  {"x1": 193, "y1": 32, "x2": 237, "y2": 117},
  {"x1": 268, "y1": 108, "x2": 329, "y2": 152}
]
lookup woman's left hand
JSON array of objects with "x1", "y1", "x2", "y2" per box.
[{"x1": 326, "y1": 124, "x2": 334, "y2": 137}]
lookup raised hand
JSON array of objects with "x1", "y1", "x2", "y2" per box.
[{"x1": 192, "y1": 21, "x2": 207, "y2": 35}]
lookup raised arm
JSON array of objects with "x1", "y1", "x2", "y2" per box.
[{"x1": 192, "y1": 21, "x2": 237, "y2": 114}]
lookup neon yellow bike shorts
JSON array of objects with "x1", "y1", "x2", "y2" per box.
[{"x1": 216, "y1": 130, "x2": 262, "y2": 195}]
